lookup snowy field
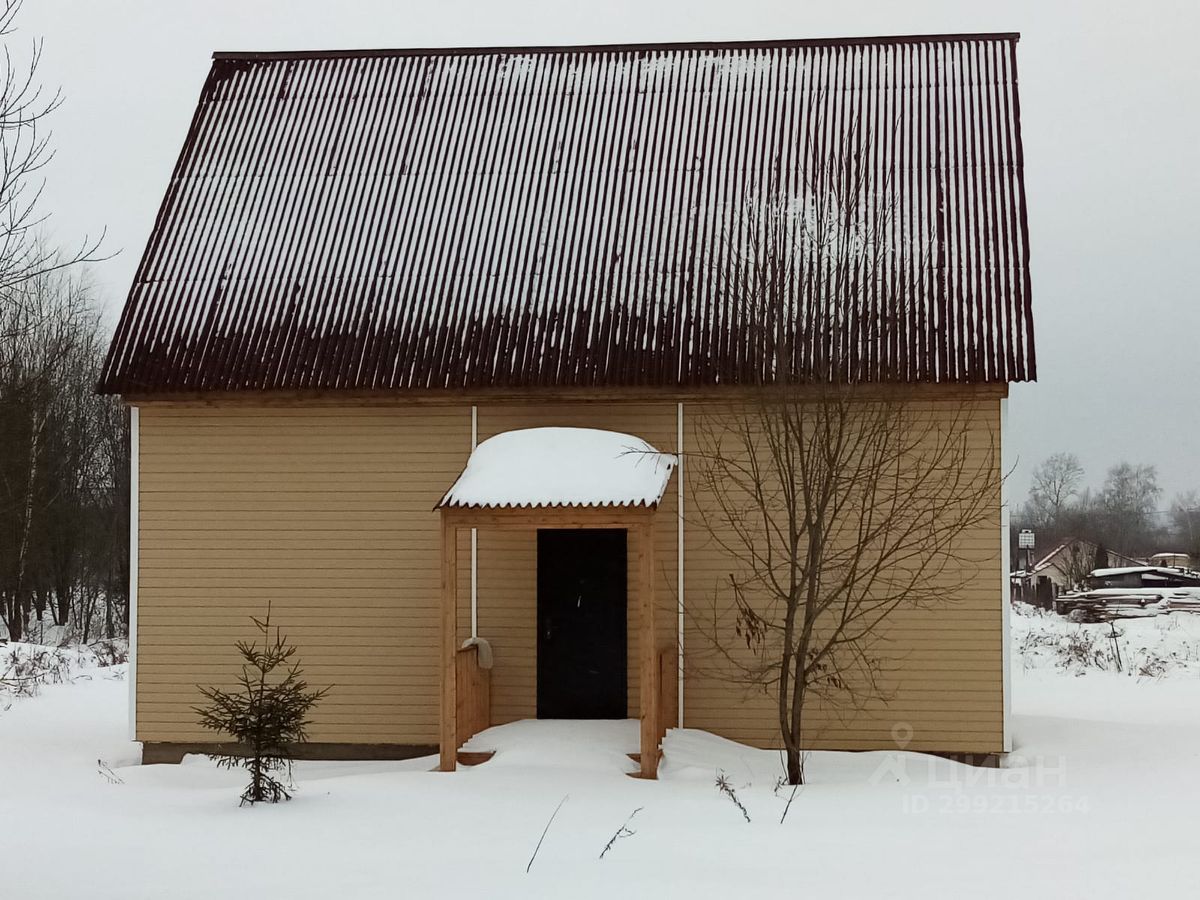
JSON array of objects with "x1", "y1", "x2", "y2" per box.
[{"x1": 4, "y1": 612, "x2": 1200, "y2": 899}]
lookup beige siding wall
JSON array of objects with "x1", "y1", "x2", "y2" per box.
[
  {"x1": 682, "y1": 394, "x2": 1004, "y2": 753},
  {"x1": 135, "y1": 391, "x2": 1002, "y2": 754},
  {"x1": 136, "y1": 406, "x2": 471, "y2": 744}
]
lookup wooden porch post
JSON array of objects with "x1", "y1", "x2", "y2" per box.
[
  {"x1": 638, "y1": 514, "x2": 659, "y2": 778},
  {"x1": 439, "y1": 513, "x2": 458, "y2": 771}
]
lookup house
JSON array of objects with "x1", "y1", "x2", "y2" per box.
[
  {"x1": 1148, "y1": 552, "x2": 1192, "y2": 570},
  {"x1": 98, "y1": 33, "x2": 1034, "y2": 774},
  {"x1": 1085, "y1": 567, "x2": 1200, "y2": 591},
  {"x1": 1023, "y1": 539, "x2": 1144, "y2": 597}
]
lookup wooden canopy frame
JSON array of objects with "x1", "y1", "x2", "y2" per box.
[{"x1": 439, "y1": 504, "x2": 662, "y2": 778}]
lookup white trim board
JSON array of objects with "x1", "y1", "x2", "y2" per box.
[
  {"x1": 677, "y1": 401, "x2": 685, "y2": 727},
  {"x1": 470, "y1": 405, "x2": 478, "y2": 639},
  {"x1": 127, "y1": 406, "x2": 140, "y2": 743},
  {"x1": 1000, "y1": 397, "x2": 1012, "y2": 753}
]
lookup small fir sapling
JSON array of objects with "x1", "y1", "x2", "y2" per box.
[{"x1": 194, "y1": 605, "x2": 330, "y2": 805}]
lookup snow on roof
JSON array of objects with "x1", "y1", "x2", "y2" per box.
[
  {"x1": 1091, "y1": 566, "x2": 1176, "y2": 577},
  {"x1": 439, "y1": 427, "x2": 676, "y2": 510}
]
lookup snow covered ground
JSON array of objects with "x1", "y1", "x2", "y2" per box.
[
  {"x1": 1013, "y1": 602, "x2": 1200, "y2": 676},
  {"x1": 3, "y1": 616, "x2": 1200, "y2": 899}
]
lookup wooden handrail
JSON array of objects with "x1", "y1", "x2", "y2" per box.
[{"x1": 455, "y1": 645, "x2": 490, "y2": 749}]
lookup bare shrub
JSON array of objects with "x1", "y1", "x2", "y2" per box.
[
  {"x1": 1131, "y1": 650, "x2": 1171, "y2": 681},
  {"x1": 96, "y1": 759, "x2": 124, "y2": 784},
  {"x1": 87, "y1": 638, "x2": 128, "y2": 668},
  {"x1": 0, "y1": 644, "x2": 71, "y2": 696},
  {"x1": 715, "y1": 770, "x2": 751, "y2": 823},
  {"x1": 598, "y1": 807, "x2": 642, "y2": 860},
  {"x1": 1018, "y1": 625, "x2": 1118, "y2": 674}
]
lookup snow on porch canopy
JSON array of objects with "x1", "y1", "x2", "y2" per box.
[{"x1": 438, "y1": 427, "x2": 676, "y2": 510}]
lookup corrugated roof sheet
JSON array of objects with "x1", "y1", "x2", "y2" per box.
[{"x1": 99, "y1": 33, "x2": 1035, "y2": 394}]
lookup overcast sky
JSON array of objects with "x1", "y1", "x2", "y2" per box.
[{"x1": 19, "y1": 0, "x2": 1200, "y2": 505}]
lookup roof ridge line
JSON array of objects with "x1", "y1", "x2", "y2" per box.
[{"x1": 212, "y1": 32, "x2": 1021, "y2": 62}]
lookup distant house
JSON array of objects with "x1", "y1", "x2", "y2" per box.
[
  {"x1": 1085, "y1": 567, "x2": 1200, "y2": 591},
  {"x1": 1148, "y1": 552, "x2": 1192, "y2": 570},
  {"x1": 1027, "y1": 539, "x2": 1144, "y2": 595},
  {"x1": 99, "y1": 33, "x2": 1034, "y2": 772}
]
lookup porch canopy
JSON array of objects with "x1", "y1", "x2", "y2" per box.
[{"x1": 437, "y1": 428, "x2": 677, "y2": 778}]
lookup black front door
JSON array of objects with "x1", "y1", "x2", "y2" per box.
[{"x1": 537, "y1": 529, "x2": 627, "y2": 719}]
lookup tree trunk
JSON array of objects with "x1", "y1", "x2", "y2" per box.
[
  {"x1": 786, "y1": 746, "x2": 804, "y2": 785},
  {"x1": 2, "y1": 594, "x2": 25, "y2": 642},
  {"x1": 79, "y1": 587, "x2": 98, "y2": 644},
  {"x1": 13, "y1": 410, "x2": 45, "y2": 618},
  {"x1": 784, "y1": 693, "x2": 805, "y2": 785},
  {"x1": 53, "y1": 583, "x2": 70, "y2": 627},
  {"x1": 785, "y1": 664, "x2": 807, "y2": 785}
]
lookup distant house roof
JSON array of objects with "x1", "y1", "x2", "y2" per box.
[
  {"x1": 438, "y1": 427, "x2": 676, "y2": 509},
  {"x1": 1089, "y1": 566, "x2": 1200, "y2": 586},
  {"x1": 99, "y1": 33, "x2": 1035, "y2": 395},
  {"x1": 1031, "y1": 539, "x2": 1143, "y2": 574}
]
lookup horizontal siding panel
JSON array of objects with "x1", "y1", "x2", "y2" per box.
[
  {"x1": 135, "y1": 405, "x2": 468, "y2": 745},
  {"x1": 681, "y1": 396, "x2": 1004, "y2": 754},
  {"x1": 136, "y1": 396, "x2": 1003, "y2": 754}
]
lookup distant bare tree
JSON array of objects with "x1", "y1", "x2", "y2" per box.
[
  {"x1": 0, "y1": 3, "x2": 117, "y2": 644},
  {"x1": 1169, "y1": 490, "x2": 1200, "y2": 559},
  {"x1": 0, "y1": 0, "x2": 104, "y2": 302},
  {"x1": 1, "y1": 270, "x2": 90, "y2": 639},
  {"x1": 1058, "y1": 541, "x2": 1096, "y2": 591},
  {"x1": 1099, "y1": 462, "x2": 1162, "y2": 554},
  {"x1": 687, "y1": 123, "x2": 1000, "y2": 785},
  {"x1": 0, "y1": 269, "x2": 126, "y2": 642},
  {"x1": 1028, "y1": 453, "x2": 1084, "y2": 528}
]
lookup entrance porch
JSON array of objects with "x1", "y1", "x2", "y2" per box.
[{"x1": 437, "y1": 427, "x2": 678, "y2": 778}]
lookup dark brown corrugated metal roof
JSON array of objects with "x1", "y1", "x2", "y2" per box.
[{"x1": 99, "y1": 33, "x2": 1035, "y2": 395}]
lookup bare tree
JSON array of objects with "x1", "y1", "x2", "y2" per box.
[
  {"x1": 1099, "y1": 462, "x2": 1161, "y2": 554},
  {"x1": 0, "y1": 3, "x2": 118, "y2": 644},
  {"x1": 0, "y1": 0, "x2": 104, "y2": 304},
  {"x1": 1, "y1": 270, "x2": 90, "y2": 639},
  {"x1": 1028, "y1": 453, "x2": 1084, "y2": 528},
  {"x1": 0, "y1": 268, "x2": 126, "y2": 642},
  {"x1": 1170, "y1": 490, "x2": 1200, "y2": 559},
  {"x1": 1057, "y1": 540, "x2": 1096, "y2": 591},
  {"x1": 686, "y1": 122, "x2": 1000, "y2": 785}
]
